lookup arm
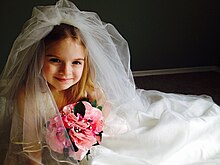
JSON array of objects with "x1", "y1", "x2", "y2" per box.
[{"x1": 17, "y1": 88, "x2": 42, "y2": 165}]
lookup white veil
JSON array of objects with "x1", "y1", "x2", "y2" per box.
[
  {"x1": 1, "y1": 0, "x2": 220, "y2": 165},
  {"x1": 0, "y1": 0, "x2": 138, "y2": 164}
]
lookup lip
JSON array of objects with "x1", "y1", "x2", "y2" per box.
[{"x1": 55, "y1": 77, "x2": 74, "y2": 82}]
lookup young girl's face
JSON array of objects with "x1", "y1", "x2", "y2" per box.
[{"x1": 42, "y1": 38, "x2": 85, "y2": 92}]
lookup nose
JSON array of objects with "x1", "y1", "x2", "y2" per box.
[{"x1": 59, "y1": 63, "x2": 72, "y2": 76}]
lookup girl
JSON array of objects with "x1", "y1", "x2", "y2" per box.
[
  {"x1": 1, "y1": 0, "x2": 220, "y2": 164},
  {"x1": 43, "y1": 23, "x2": 104, "y2": 110},
  {"x1": 16, "y1": 23, "x2": 105, "y2": 164}
]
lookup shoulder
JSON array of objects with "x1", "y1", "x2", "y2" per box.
[
  {"x1": 87, "y1": 87, "x2": 106, "y2": 106},
  {"x1": 87, "y1": 87, "x2": 111, "y2": 119}
]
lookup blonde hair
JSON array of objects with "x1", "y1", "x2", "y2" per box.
[{"x1": 44, "y1": 24, "x2": 95, "y2": 108}]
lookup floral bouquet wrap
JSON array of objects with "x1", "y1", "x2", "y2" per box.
[{"x1": 46, "y1": 99, "x2": 104, "y2": 160}]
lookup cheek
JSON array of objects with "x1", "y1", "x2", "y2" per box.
[
  {"x1": 74, "y1": 66, "x2": 84, "y2": 78},
  {"x1": 42, "y1": 64, "x2": 50, "y2": 75},
  {"x1": 42, "y1": 64, "x2": 56, "y2": 78}
]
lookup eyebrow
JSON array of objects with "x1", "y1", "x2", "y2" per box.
[{"x1": 45, "y1": 54, "x2": 85, "y2": 60}]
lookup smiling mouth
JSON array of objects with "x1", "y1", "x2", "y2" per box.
[{"x1": 55, "y1": 77, "x2": 73, "y2": 82}]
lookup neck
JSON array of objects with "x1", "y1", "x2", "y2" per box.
[{"x1": 49, "y1": 86, "x2": 65, "y2": 110}]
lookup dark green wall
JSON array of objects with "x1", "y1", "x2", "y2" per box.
[{"x1": 1, "y1": 0, "x2": 219, "y2": 72}]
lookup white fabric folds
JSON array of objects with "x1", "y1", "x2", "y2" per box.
[{"x1": 0, "y1": 0, "x2": 220, "y2": 164}]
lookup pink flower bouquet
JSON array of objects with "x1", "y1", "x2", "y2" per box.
[{"x1": 46, "y1": 99, "x2": 104, "y2": 161}]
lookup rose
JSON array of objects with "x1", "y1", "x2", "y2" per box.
[
  {"x1": 84, "y1": 102, "x2": 103, "y2": 130},
  {"x1": 46, "y1": 115, "x2": 71, "y2": 153},
  {"x1": 62, "y1": 101, "x2": 103, "y2": 160},
  {"x1": 83, "y1": 101, "x2": 104, "y2": 142},
  {"x1": 62, "y1": 101, "x2": 104, "y2": 135},
  {"x1": 46, "y1": 100, "x2": 104, "y2": 160},
  {"x1": 68, "y1": 124, "x2": 97, "y2": 160}
]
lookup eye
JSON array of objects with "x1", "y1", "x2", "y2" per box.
[
  {"x1": 49, "y1": 58, "x2": 61, "y2": 63},
  {"x1": 72, "y1": 61, "x2": 82, "y2": 65}
]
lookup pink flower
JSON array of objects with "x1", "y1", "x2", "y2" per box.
[
  {"x1": 83, "y1": 101, "x2": 104, "y2": 134},
  {"x1": 46, "y1": 115, "x2": 71, "y2": 153},
  {"x1": 69, "y1": 127, "x2": 97, "y2": 160},
  {"x1": 46, "y1": 100, "x2": 104, "y2": 160}
]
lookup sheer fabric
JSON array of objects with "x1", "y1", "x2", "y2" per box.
[{"x1": 0, "y1": 0, "x2": 220, "y2": 164}]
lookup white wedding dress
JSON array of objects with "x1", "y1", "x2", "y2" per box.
[
  {"x1": 0, "y1": 0, "x2": 220, "y2": 164},
  {"x1": 89, "y1": 90, "x2": 220, "y2": 165}
]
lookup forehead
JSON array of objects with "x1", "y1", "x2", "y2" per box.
[{"x1": 45, "y1": 38, "x2": 86, "y2": 58}]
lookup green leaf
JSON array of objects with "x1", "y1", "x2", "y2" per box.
[
  {"x1": 97, "y1": 106, "x2": 103, "y2": 111},
  {"x1": 63, "y1": 147, "x2": 69, "y2": 158},
  {"x1": 64, "y1": 130, "x2": 69, "y2": 139},
  {"x1": 91, "y1": 100, "x2": 97, "y2": 107},
  {"x1": 80, "y1": 98, "x2": 89, "y2": 102},
  {"x1": 69, "y1": 157, "x2": 78, "y2": 163},
  {"x1": 74, "y1": 101, "x2": 85, "y2": 117}
]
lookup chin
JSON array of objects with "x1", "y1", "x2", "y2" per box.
[
  {"x1": 59, "y1": 85, "x2": 74, "y2": 91},
  {"x1": 50, "y1": 83, "x2": 74, "y2": 92}
]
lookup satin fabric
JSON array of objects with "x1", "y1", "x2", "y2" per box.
[{"x1": 89, "y1": 90, "x2": 220, "y2": 165}]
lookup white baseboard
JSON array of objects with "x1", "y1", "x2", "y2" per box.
[{"x1": 132, "y1": 66, "x2": 220, "y2": 77}]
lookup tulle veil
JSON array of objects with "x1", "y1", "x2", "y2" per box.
[
  {"x1": 0, "y1": 0, "x2": 138, "y2": 164},
  {"x1": 1, "y1": 0, "x2": 220, "y2": 164}
]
